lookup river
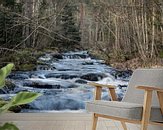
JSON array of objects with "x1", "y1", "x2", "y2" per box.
[{"x1": 1, "y1": 51, "x2": 132, "y2": 112}]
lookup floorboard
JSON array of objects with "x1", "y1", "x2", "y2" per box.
[{"x1": 0, "y1": 113, "x2": 123, "y2": 130}]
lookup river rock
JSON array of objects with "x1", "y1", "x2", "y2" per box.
[
  {"x1": 25, "y1": 82, "x2": 62, "y2": 89},
  {"x1": 30, "y1": 74, "x2": 46, "y2": 79},
  {"x1": 0, "y1": 80, "x2": 17, "y2": 94},
  {"x1": 63, "y1": 53, "x2": 89, "y2": 59},
  {"x1": 14, "y1": 87, "x2": 30, "y2": 93},
  {"x1": 38, "y1": 54, "x2": 52, "y2": 61},
  {"x1": 8, "y1": 73, "x2": 29, "y2": 80},
  {"x1": 29, "y1": 84, "x2": 55, "y2": 89},
  {"x1": 82, "y1": 62, "x2": 94, "y2": 65},
  {"x1": 45, "y1": 73, "x2": 78, "y2": 79},
  {"x1": 23, "y1": 79, "x2": 78, "y2": 89},
  {"x1": 110, "y1": 70, "x2": 132, "y2": 81},
  {"x1": 52, "y1": 53, "x2": 63, "y2": 59},
  {"x1": 118, "y1": 85, "x2": 128, "y2": 89},
  {"x1": 75, "y1": 79, "x2": 87, "y2": 84},
  {"x1": 37, "y1": 64, "x2": 56, "y2": 71},
  {"x1": 28, "y1": 95, "x2": 85, "y2": 110},
  {"x1": 80, "y1": 73, "x2": 106, "y2": 81}
]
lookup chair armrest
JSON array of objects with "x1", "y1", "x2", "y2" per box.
[
  {"x1": 137, "y1": 86, "x2": 163, "y2": 117},
  {"x1": 88, "y1": 82, "x2": 116, "y2": 89},
  {"x1": 136, "y1": 86, "x2": 163, "y2": 92},
  {"x1": 88, "y1": 82, "x2": 117, "y2": 101}
]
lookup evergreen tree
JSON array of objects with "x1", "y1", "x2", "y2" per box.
[
  {"x1": 0, "y1": 0, "x2": 22, "y2": 48},
  {"x1": 59, "y1": 2, "x2": 81, "y2": 49}
]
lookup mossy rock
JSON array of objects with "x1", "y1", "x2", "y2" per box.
[
  {"x1": 37, "y1": 61, "x2": 50, "y2": 66},
  {"x1": 5, "y1": 80, "x2": 16, "y2": 88},
  {"x1": 0, "y1": 49, "x2": 42, "y2": 71},
  {"x1": 0, "y1": 80, "x2": 16, "y2": 94},
  {"x1": 0, "y1": 48, "x2": 58, "y2": 71}
]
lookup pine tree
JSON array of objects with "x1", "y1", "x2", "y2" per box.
[
  {"x1": 59, "y1": 2, "x2": 81, "y2": 49},
  {"x1": 0, "y1": 0, "x2": 22, "y2": 47}
]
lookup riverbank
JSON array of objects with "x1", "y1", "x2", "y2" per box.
[
  {"x1": 0, "y1": 48, "x2": 58, "y2": 71},
  {"x1": 90, "y1": 50, "x2": 163, "y2": 70},
  {"x1": 110, "y1": 58, "x2": 163, "y2": 70},
  {"x1": 1, "y1": 48, "x2": 162, "y2": 71}
]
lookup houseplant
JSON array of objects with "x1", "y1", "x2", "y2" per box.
[{"x1": 0, "y1": 63, "x2": 41, "y2": 130}]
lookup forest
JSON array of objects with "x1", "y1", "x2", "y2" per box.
[{"x1": 0, "y1": 0, "x2": 163, "y2": 70}]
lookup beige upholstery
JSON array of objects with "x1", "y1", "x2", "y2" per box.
[
  {"x1": 86, "y1": 69, "x2": 163, "y2": 123},
  {"x1": 123, "y1": 69, "x2": 163, "y2": 106},
  {"x1": 86, "y1": 101, "x2": 163, "y2": 122}
]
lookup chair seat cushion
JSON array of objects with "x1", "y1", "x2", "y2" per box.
[{"x1": 86, "y1": 100, "x2": 163, "y2": 122}]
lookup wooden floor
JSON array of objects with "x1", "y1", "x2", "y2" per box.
[{"x1": 0, "y1": 113, "x2": 125, "y2": 130}]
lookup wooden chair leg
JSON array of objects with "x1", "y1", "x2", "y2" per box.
[
  {"x1": 121, "y1": 121, "x2": 127, "y2": 130},
  {"x1": 92, "y1": 113, "x2": 98, "y2": 130},
  {"x1": 108, "y1": 88, "x2": 117, "y2": 101},
  {"x1": 141, "y1": 90, "x2": 152, "y2": 130},
  {"x1": 157, "y1": 91, "x2": 163, "y2": 114}
]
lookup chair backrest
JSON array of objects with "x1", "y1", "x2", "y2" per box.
[{"x1": 122, "y1": 69, "x2": 163, "y2": 107}]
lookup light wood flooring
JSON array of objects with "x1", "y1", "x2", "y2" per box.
[{"x1": 0, "y1": 113, "x2": 127, "y2": 130}]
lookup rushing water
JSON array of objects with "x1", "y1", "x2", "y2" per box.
[{"x1": 1, "y1": 51, "x2": 132, "y2": 112}]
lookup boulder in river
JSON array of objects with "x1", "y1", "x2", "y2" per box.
[
  {"x1": 110, "y1": 70, "x2": 133, "y2": 81},
  {"x1": 24, "y1": 82, "x2": 62, "y2": 89},
  {"x1": 82, "y1": 62, "x2": 94, "y2": 65},
  {"x1": 23, "y1": 79, "x2": 78, "y2": 89},
  {"x1": 118, "y1": 85, "x2": 128, "y2": 89},
  {"x1": 0, "y1": 80, "x2": 17, "y2": 94},
  {"x1": 52, "y1": 53, "x2": 63, "y2": 59},
  {"x1": 75, "y1": 79, "x2": 87, "y2": 84},
  {"x1": 37, "y1": 65, "x2": 56, "y2": 71},
  {"x1": 63, "y1": 52, "x2": 89, "y2": 59},
  {"x1": 45, "y1": 73, "x2": 79, "y2": 79},
  {"x1": 28, "y1": 95, "x2": 85, "y2": 110},
  {"x1": 80, "y1": 73, "x2": 107, "y2": 81},
  {"x1": 8, "y1": 73, "x2": 29, "y2": 80}
]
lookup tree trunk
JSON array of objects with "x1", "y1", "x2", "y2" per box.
[{"x1": 22, "y1": 0, "x2": 33, "y2": 48}]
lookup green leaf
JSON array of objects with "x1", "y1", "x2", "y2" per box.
[
  {"x1": 0, "y1": 100, "x2": 8, "y2": 107},
  {"x1": 0, "y1": 102, "x2": 12, "y2": 114},
  {"x1": 11, "y1": 92, "x2": 42, "y2": 106},
  {"x1": 0, "y1": 123, "x2": 19, "y2": 130},
  {"x1": 0, "y1": 63, "x2": 14, "y2": 88},
  {"x1": 0, "y1": 92, "x2": 41, "y2": 114}
]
